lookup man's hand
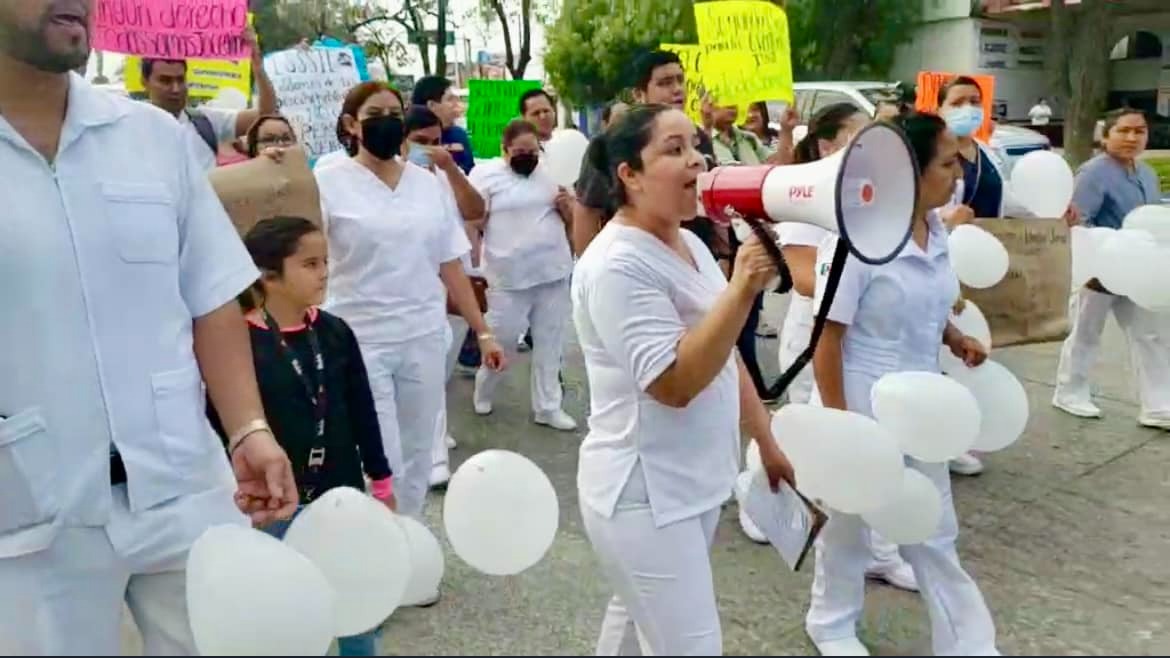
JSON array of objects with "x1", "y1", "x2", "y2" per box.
[
  {"x1": 942, "y1": 204, "x2": 976, "y2": 229},
  {"x1": 760, "y1": 442, "x2": 796, "y2": 492},
  {"x1": 1063, "y1": 204, "x2": 1081, "y2": 227},
  {"x1": 948, "y1": 334, "x2": 988, "y2": 368},
  {"x1": 231, "y1": 431, "x2": 298, "y2": 525},
  {"x1": 779, "y1": 105, "x2": 800, "y2": 134},
  {"x1": 260, "y1": 147, "x2": 286, "y2": 163},
  {"x1": 244, "y1": 26, "x2": 261, "y2": 63},
  {"x1": 479, "y1": 335, "x2": 507, "y2": 371},
  {"x1": 555, "y1": 187, "x2": 575, "y2": 221},
  {"x1": 428, "y1": 145, "x2": 456, "y2": 173}
]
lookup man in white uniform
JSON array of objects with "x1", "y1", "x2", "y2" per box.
[
  {"x1": 0, "y1": 1, "x2": 297, "y2": 653},
  {"x1": 141, "y1": 28, "x2": 277, "y2": 171}
]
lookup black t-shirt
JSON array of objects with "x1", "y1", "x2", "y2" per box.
[
  {"x1": 207, "y1": 310, "x2": 392, "y2": 504},
  {"x1": 576, "y1": 124, "x2": 722, "y2": 256}
]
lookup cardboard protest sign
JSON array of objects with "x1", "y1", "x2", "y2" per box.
[
  {"x1": 468, "y1": 79, "x2": 542, "y2": 159},
  {"x1": 915, "y1": 72, "x2": 996, "y2": 143},
  {"x1": 264, "y1": 47, "x2": 364, "y2": 161},
  {"x1": 693, "y1": 0, "x2": 794, "y2": 105},
  {"x1": 124, "y1": 56, "x2": 251, "y2": 101},
  {"x1": 209, "y1": 147, "x2": 321, "y2": 237},
  {"x1": 94, "y1": 0, "x2": 250, "y2": 60},
  {"x1": 961, "y1": 218, "x2": 1071, "y2": 347}
]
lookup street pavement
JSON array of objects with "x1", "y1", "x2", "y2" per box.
[{"x1": 122, "y1": 293, "x2": 1170, "y2": 656}]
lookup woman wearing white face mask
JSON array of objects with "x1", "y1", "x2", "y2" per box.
[
  {"x1": 469, "y1": 119, "x2": 578, "y2": 431},
  {"x1": 733, "y1": 103, "x2": 919, "y2": 596},
  {"x1": 315, "y1": 82, "x2": 505, "y2": 525}
]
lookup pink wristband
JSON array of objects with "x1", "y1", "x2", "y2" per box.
[{"x1": 371, "y1": 477, "x2": 393, "y2": 500}]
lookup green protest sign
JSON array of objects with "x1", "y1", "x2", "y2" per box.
[{"x1": 468, "y1": 79, "x2": 542, "y2": 158}]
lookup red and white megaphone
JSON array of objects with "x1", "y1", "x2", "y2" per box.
[{"x1": 699, "y1": 122, "x2": 918, "y2": 265}]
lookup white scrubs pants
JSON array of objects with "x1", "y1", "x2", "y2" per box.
[
  {"x1": 474, "y1": 278, "x2": 570, "y2": 415},
  {"x1": 582, "y1": 470, "x2": 723, "y2": 656},
  {"x1": 432, "y1": 315, "x2": 470, "y2": 471},
  {"x1": 361, "y1": 332, "x2": 447, "y2": 518},
  {"x1": 770, "y1": 294, "x2": 903, "y2": 568},
  {"x1": 0, "y1": 486, "x2": 219, "y2": 656},
  {"x1": 1055, "y1": 287, "x2": 1170, "y2": 416},
  {"x1": 806, "y1": 460, "x2": 998, "y2": 656}
]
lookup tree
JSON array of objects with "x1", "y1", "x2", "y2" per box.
[
  {"x1": 784, "y1": 0, "x2": 921, "y2": 79},
  {"x1": 544, "y1": 0, "x2": 697, "y2": 106},
  {"x1": 251, "y1": 0, "x2": 357, "y2": 52},
  {"x1": 473, "y1": 0, "x2": 556, "y2": 80},
  {"x1": 1048, "y1": 0, "x2": 1114, "y2": 167}
]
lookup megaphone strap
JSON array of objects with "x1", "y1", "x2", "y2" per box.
[{"x1": 764, "y1": 239, "x2": 850, "y2": 401}]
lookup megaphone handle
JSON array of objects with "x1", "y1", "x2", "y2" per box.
[
  {"x1": 763, "y1": 239, "x2": 850, "y2": 401},
  {"x1": 742, "y1": 217, "x2": 793, "y2": 295}
]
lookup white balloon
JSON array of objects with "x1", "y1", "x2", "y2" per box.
[
  {"x1": 396, "y1": 516, "x2": 445, "y2": 607},
  {"x1": 771, "y1": 404, "x2": 904, "y2": 514},
  {"x1": 1123, "y1": 244, "x2": 1170, "y2": 311},
  {"x1": 1097, "y1": 229, "x2": 1158, "y2": 298},
  {"x1": 542, "y1": 128, "x2": 590, "y2": 188},
  {"x1": 443, "y1": 450, "x2": 559, "y2": 576},
  {"x1": 208, "y1": 87, "x2": 248, "y2": 110},
  {"x1": 947, "y1": 360, "x2": 1030, "y2": 452},
  {"x1": 938, "y1": 300, "x2": 992, "y2": 374},
  {"x1": 871, "y1": 371, "x2": 981, "y2": 462},
  {"x1": 948, "y1": 224, "x2": 1010, "y2": 289},
  {"x1": 187, "y1": 524, "x2": 335, "y2": 656},
  {"x1": 1009, "y1": 150, "x2": 1074, "y2": 218},
  {"x1": 1123, "y1": 205, "x2": 1170, "y2": 245},
  {"x1": 1069, "y1": 226, "x2": 1114, "y2": 289},
  {"x1": 861, "y1": 468, "x2": 943, "y2": 545},
  {"x1": 284, "y1": 487, "x2": 412, "y2": 637}
]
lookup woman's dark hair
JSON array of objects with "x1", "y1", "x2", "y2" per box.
[
  {"x1": 587, "y1": 104, "x2": 673, "y2": 206},
  {"x1": 747, "y1": 101, "x2": 779, "y2": 140},
  {"x1": 893, "y1": 112, "x2": 949, "y2": 174},
  {"x1": 793, "y1": 102, "x2": 865, "y2": 164},
  {"x1": 937, "y1": 75, "x2": 983, "y2": 106},
  {"x1": 404, "y1": 104, "x2": 441, "y2": 135},
  {"x1": 502, "y1": 118, "x2": 539, "y2": 147},
  {"x1": 335, "y1": 81, "x2": 405, "y2": 156},
  {"x1": 245, "y1": 114, "x2": 294, "y2": 158},
  {"x1": 1102, "y1": 106, "x2": 1148, "y2": 135},
  {"x1": 239, "y1": 216, "x2": 322, "y2": 310}
]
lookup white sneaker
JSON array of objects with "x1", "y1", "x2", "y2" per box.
[
  {"x1": 429, "y1": 463, "x2": 451, "y2": 489},
  {"x1": 1138, "y1": 413, "x2": 1170, "y2": 430},
  {"x1": 534, "y1": 409, "x2": 577, "y2": 431},
  {"x1": 812, "y1": 636, "x2": 870, "y2": 656},
  {"x1": 472, "y1": 389, "x2": 492, "y2": 416},
  {"x1": 866, "y1": 561, "x2": 919, "y2": 592},
  {"x1": 738, "y1": 507, "x2": 769, "y2": 544},
  {"x1": 445, "y1": 434, "x2": 457, "y2": 449},
  {"x1": 949, "y1": 452, "x2": 984, "y2": 476},
  {"x1": 1052, "y1": 396, "x2": 1103, "y2": 419}
]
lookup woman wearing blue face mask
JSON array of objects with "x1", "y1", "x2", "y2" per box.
[{"x1": 937, "y1": 76, "x2": 1034, "y2": 231}]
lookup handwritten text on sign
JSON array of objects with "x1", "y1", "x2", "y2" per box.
[
  {"x1": 264, "y1": 47, "x2": 363, "y2": 160},
  {"x1": 93, "y1": 0, "x2": 249, "y2": 60},
  {"x1": 468, "y1": 79, "x2": 542, "y2": 159},
  {"x1": 691, "y1": 0, "x2": 794, "y2": 105}
]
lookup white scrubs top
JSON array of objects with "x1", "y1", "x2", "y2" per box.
[
  {"x1": 813, "y1": 212, "x2": 958, "y2": 417},
  {"x1": 316, "y1": 158, "x2": 470, "y2": 345},
  {"x1": 178, "y1": 106, "x2": 238, "y2": 171},
  {"x1": 573, "y1": 222, "x2": 740, "y2": 528},
  {"x1": 778, "y1": 223, "x2": 831, "y2": 319},
  {"x1": 0, "y1": 74, "x2": 256, "y2": 558},
  {"x1": 469, "y1": 158, "x2": 572, "y2": 290}
]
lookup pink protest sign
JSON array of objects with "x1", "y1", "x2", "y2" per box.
[{"x1": 93, "y1": 0, "x2": 250, "y2": 61}]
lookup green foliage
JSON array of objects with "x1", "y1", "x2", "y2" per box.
[
  {"x1": 1147, "y1": 156, "x2": 1170, "y2": 193},
  {"x1": 544, "y1": 0, "x2": 697, "y2": 106},
  {"x1": 251, "y1": 0, "x2": 359, "y2": 53},
  {"x1": 785, "y1": 0, "x2": 922, "y2": 80}
]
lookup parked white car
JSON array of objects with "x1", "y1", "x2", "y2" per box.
[{"x1": 768, "y1": 81, "x2": 1051, "y2": 174}]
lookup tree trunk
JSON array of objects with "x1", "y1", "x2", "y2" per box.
[
  {"x1": 514, "y1": 0, "x2": 533, "y2": 79},
  {"x1": 1050, "y1": 0, "x2": 1113, "y2": 167},
  {"x1": 436, "y1": 0, "x2": 449, "y2": 77}
]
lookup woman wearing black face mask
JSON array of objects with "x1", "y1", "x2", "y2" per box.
[
  {"x1": 314, "y1": 82, "x2": 506, "y2": 538},
  {"x1": 465, "y1": 119, "x2": 577, "y2": 431}
]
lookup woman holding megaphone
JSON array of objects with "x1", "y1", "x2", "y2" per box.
[
  {"x1": 731, "y1": 102, "x2": 921, "y2": 592},
  {"x1": 805, "y1": 113, "x2": 998, "y2": 657},
  {"x1": 573, "y1": 104, "x2": 795, "y2": 655}
]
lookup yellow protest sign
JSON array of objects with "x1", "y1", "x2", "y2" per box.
[
  {"x1": 124, "y1": 56, "x2": 253, "y2": 101},
  {"x1": 689, "y1": 0, "x2": 795, "y2": 106}
]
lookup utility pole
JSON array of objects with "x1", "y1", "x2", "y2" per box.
[{"x1": 436, "y1": 0, "x2": 449, "y2": 78}]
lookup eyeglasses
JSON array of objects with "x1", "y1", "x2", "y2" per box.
[{"x1": 257, "y1": 135, "x2": 296, "y2": 147}]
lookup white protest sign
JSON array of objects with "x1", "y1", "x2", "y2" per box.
[{"x1": 264, "y1": 47, "x2": 362, "y2": 160}]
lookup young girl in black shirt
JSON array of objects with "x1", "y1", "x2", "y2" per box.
[{"x1": 208, "y1": 216, "x2": 394, "y2": 654}]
